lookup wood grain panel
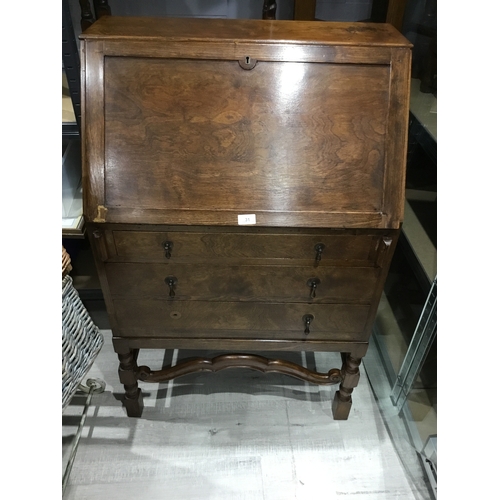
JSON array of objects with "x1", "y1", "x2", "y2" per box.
[
  {"x1": 82, "y1": 40, "x2": 105, "y2": 223},
  {"x1": 104, "y1": 58, "x2": 389, "y2": 217},
  {"x1": 105, "y1": 262, "x2": 380, "y2": 303},
  {"x1": 101, "y1": 207, "x2": 390, "y2": 229},
  {"x1": 102, "y1": 40, "x2": 394, "y2": 65},
  {"x1": 382, "y1": 47, "x2": 412, "y2": 226},
  {"x1": 81, "y1": 17, "x2": 412, "y2": 47},
  {"x1": 109, "y1": 230, "x2": 381, "y2": 265},
  {"x1": 113, "y1": 336, "x2": 370, "y2": 357},
  {"x1": 112, "y1": 300, "x2": 371, "y2": 340}
]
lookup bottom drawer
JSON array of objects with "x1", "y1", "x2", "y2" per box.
[{"x1": 112, "y1": 299, "x2": 370, "y2": 341}]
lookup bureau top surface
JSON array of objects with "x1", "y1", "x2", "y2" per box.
[{"x1": 80, "y1": 16, "x2": 411, "y2": 48}]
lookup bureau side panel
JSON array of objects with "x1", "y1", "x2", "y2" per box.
[
  {"x1": 383, "y1": 48, "x2": 412, "y2": 225},
  {"x1": 82, "y1": 40, "x2": 106, "y2": 223}
]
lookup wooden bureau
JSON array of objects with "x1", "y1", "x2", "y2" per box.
[{"x1": 81, "y1": 17, "x2": 411, "y2": 420}]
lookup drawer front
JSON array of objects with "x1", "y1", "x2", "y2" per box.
[
  {"x1": 106, "y1": 263, "x2": 380, "y2": 303},
  {"x1": 109, "y1": 230, "x2": 382, "y2": 265},
  {"x1": 112, "y1": 300, "x2": 370, "y2": 341}
]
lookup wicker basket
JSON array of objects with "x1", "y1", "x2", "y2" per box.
[
  {"x1": 62, "y1": 249, "x2": 103, "y2": 411},
  {"x1": 62, "y1": 246, "x2": 72, "y2": 278}
]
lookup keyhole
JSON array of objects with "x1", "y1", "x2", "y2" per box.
[{"x1": 239, "y1": 56, "x2": 256, "y2": 70}]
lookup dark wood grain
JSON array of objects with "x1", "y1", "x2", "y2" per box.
[
  {"x1": 117, "y1": 349, "x2": 143, "y2": 417},
  {"x1": 82, "y1": 17, "x2": 411, "y2": 420},
  {"x1": 112, "y1": 337, "x2": 370, "y2": 359},
  {"x1": 359, "y1": 233, "x2": 400, "y2": 342},
  {"x1": 382, "y1": 47, "x2": 412, "y2": 227},
  {"x1": 105, "y1": 262, "x2": 380, "y2": 303},
  {"x1": 80, "y1": 20, "x2": 411, "y2": 228},
  {"x1": 82, "y1": 40, "x2": 105, "y2": 223},
  {"x1": 98, "y1": 207, "x2": 391, "y2": 229},
  {"x1": 79, "y1": 0, "x2": 95, "y2": 32},
  {"x1": 109, "y1": 230, "x2": 383, "y2": 265},
  {"x1": 332, "y1": 353, "x2": 361, "y2": 420},
  {"x1": 137, "y1": 353, "x2": 342, "y2": 385},
  {"x1": 386, "y1": 0, "x2": 408, "y2": 32},
  {"x1": 112, "y1": 300, "x2": 371, "y2": 341},
  {"x1": 104, "y1": 57, "x2": 388, "y2": 218},
  {"x1": 102, "y1": 40, "x2": 395, "y2": 65},
  {"x1": 80, "y1": 17, "x2": 411, "y2": 47}
]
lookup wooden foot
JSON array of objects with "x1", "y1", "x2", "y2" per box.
[
  {"x1": 118, "y1": 349, "x2": 144, "y2": 417},
  {"x1": 123, "y1": 384, "x2": 144, "y2": 417},
  {"x1": 332, "y1": 353, "x2": 361, "y2": 420}
]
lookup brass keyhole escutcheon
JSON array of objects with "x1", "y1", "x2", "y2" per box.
[{"x1": 239, "y1": 56, "x2": 257, "y2": 70}]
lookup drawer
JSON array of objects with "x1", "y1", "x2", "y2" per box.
[
  {"x1": 105, "y1": 263, "x2": 380, "y2": 304},
  {"x1": 107, "y1": 229, "x2": 384, "y2": 265},
  {"x1": 112, "y1": 300, "x2": 370, "y2": 341}
]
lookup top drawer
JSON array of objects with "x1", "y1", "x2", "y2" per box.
[{"x1": 98, "y1": 228, "x2": 393, "y2": 266}]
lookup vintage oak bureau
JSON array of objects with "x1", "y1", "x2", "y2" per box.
[{"x1": 81, "y1": 17, "x2": 411, "y2": 420}]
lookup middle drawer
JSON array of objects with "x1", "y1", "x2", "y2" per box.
[{"x1": 105, "y1": 263, "x2": 380, "y2": 304}]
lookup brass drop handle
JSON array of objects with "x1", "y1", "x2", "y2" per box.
[
  {"x1": 314, "y1": 243, "x2": 325, "y2": 267},
  {"x1": 163, "y1": 241, "x2": 173, "y2": 259},
  {"x1": 165, "y1": 276, "x2": 178, "y2": 297},
  {"x1": 302, "y1": 314, "x2": 314, "y2": 335},
  {"x1": 306, "y1": 278, "x2": 321, "y2": 299}
]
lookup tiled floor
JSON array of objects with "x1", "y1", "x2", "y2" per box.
[{"x1": 62, "y1": 333, "x2": 433, "y2": 499}]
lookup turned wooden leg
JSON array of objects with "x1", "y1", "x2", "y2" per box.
[
  {"x1": 79, "y1": 0, "x2": 95, "y2": 31},
  {"x1": 332, "y1": 353, "x2": 361, "y2": 420},
  {"x1": 262, "y1": 1, "x2": 277, "y2": 19},
  {"x1": 118, "y1": 349, "x2": 144, "y2": 417}
]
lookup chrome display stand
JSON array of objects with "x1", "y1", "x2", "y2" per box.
[{"x1": 62, "y1": 378, "x2": 106, "y2": 495}]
